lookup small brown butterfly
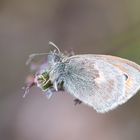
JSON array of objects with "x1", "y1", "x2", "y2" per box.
[{"x1": 24, "y1": 42, "x2": 140, "y2": 113}]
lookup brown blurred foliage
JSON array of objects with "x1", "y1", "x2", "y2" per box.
[{"x1": 0, "y1": 0, "x2": 140, "y2": 140}]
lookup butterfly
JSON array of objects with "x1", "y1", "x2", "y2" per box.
[{"x1": 24, "y1": 42, "x2": 140, "y2": 113}]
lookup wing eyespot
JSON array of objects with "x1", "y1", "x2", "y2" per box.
[{"x1": 123, "y1": 73, "x2": 129, "y2": 81}]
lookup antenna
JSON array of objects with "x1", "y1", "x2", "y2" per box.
[
  {"x1": 26, "y1": 52, "x2": 50, "y2": 65},
  {"x1": 49, "y1": 41, "x2": 61, "y2": 53},
  {"x1": 26, "y1": 41, "x2": 60, "y2": 65}
]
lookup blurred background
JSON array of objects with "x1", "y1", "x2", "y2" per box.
[{"x1": 0, "y1": 0, "x2": 140, "y2": 140}]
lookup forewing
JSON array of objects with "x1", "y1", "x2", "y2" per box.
[
  {"x1": 93, "y1": 55, "x2": 140, "y2": 104},
  {"x1": 63, "y1": 55, "x2": 126, "y2": 113}
]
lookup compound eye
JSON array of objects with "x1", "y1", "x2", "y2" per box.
[
  {"x1": 48, "y1": 53, "x2": 60, "y2": 64},
  {"x1": 124, "y1": 73, "x2": 129, "y2": 81}
]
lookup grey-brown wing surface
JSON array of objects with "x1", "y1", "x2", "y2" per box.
[
  {"x1": 63, "y1": 55, "x2": 126, "y2": 113},
  {"x1": 92, "y1": 55, "x2": 140, "y2": 105}
]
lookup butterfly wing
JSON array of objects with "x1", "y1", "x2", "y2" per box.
[
  {"x1": 93, "y1": 55, "x2": 140, "y2": 105},
  {"x1": 63, "y1": 55, "x2": 127, "y2": 113}
]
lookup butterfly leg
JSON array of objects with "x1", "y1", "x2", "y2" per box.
[
  {"x1": 54, "y1": 81, "x2": 58, "y2": 91},
  {"x1": 44, "y1": 88, "x2": 56, "y2": 99},
  {"x1": 74, "y1": 98, "x2": 82, "y2": 105}
]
